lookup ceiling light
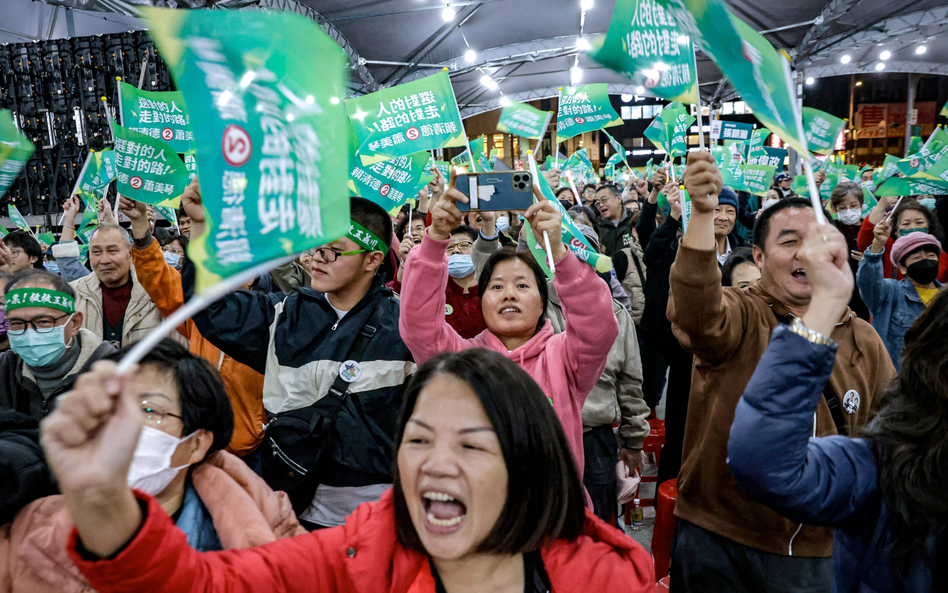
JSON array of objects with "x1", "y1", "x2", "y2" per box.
[
  {"x1": 840, "y1": 54, "x2": 851, "y2": 64},
  {"x1": 879, "y1": 50, "x2": 891, "y2": 60},
  {"x1": 464, "y1": 49, "x2": 476, "y2": 63},
  {"x1": 571, "y1": 66, "x2": 583, "y2": 85},
  {"x1": 576, "y1": 37, "x2": 591, "y2": 51},
  {"x1": 329, "y1": 97, "x2": 340, "y2": 105},
  {"x1": 621, "y1": 93, "x2": 634, "y2": 102},
  {"x1": 855, "y1": 81, "x2": 863, "y2": 86},
  {"x1": 441, "y1": 6, "x2": 455, "y2": 21},
  {"x1": 805, "y1": 77, "x2": 815, "y2": 85},
  {"x1": 499, "y1": 96, "x2": 511, "y2": 107},
  {"x1": 580, "y1": 0, "x2": 593, "y2": 10},
  {"x1": 916, "y1": 45, "x2": 927, "y2": 55},
  {"x1": 875, "y1": 62, "x2": 885, "y2": 71},
  {"x1": 480, "y1": 75, "x2": 497, "y2": 89},
  {"x1": 635, "y1": 85, "x2": 645, "y2": 94},
  {"x1": 306, "y1": 95, "x2": 315, "y2": 104},
  {"x1": 286, "y1": 113, "x2": 295, "y2": 122}
]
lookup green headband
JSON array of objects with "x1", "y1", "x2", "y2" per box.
[
  {"x1": 4, "y1": 287, "x2": 76, "y2": 314},
  {"x1": 347, "y1": 222, "x2": 389, "y2": 256}
]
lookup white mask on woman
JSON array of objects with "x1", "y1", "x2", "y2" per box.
[
  {"x1": 836, "y1": 209, "x2": 862, "y2": 226},
  {"x1": 126, "y1": 426, "x2": 197, "y2": 495}
]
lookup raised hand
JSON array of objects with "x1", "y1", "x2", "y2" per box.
[
  {"x1": 0, "y1": 240, "x2": 14, "y2": 271},
  {"x1": 63, "y1": 195, "x2": 81, "y2": 223},
  {"x1": 97, "y1": 198, "x2": 117, "y2": 225},
  {"x1": 651, "y1": 168, "x2": 667, "y2": 194},
  {"x1": 525, "y1": 191, "x2": 566, "y2": 263},
  {"x1": 543, "y1": 167, "x2": 561, "y2": 190},
  {"x1": 428, "y1": 168, "x2": 468, "y2": 241},
  {"x1": 118, "y1": 196, "x2": 147, "y2": 221},
  {"x1": 870, "y1": 219, "x2": 891, "y2": 253},
  {"x1": 682, "y1": 151, "x2": 722, "y2": 215},
  {"x1": 427, "y1": 167, "x2": 446, "y2": 204},
  {"x1": 798, "y1": 223, "x2": 854, "y2": 335}
]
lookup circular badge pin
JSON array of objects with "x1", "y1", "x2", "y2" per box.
[
  {"x1": 842, "y1": 389, "x2": 860, "y2": 415},
  {"x1": 445, "y1": 304, "x2": 454, "y2": 316},
  {"x1": 339, "y1": 360, "x2": 362, "y2": 383}
]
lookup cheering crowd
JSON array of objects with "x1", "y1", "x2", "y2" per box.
[{"x1": 1, "y1": 147, "x2": 947, "y2": 592}]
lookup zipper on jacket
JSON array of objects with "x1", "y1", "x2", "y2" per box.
[
  {"x1": 332, "y1": 319, "x2": 340, "y2": 331},
  {"x1": 788, "y1": 523, "x2": 804, "y2": 556}
]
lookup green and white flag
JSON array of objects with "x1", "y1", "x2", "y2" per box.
[
  {"x1": 352, "y1": 151, "x2": 429, "y2": 210},
  {"x1": 747, "y1": 146, "x2": 785, "y2": 169},
  {"x1": 451, "y1": 136, "x2": 490, "y2": 171},
  {"x1": 897, "y1": 127, "x2": 948, "y2": 179},
  {"x1": 747, "y1": 128, "x2": 770, "y2": 158},
  {"x1": 154, "y1": 205, "x2": 178, "y2": 227},
  {"x1": 73, "y1": 149, "x2": 117, "y2": 212},
  {"x1": 907, "y1": 136, "x2": 923, "y2": 155},
  {"x1": 145, "y1": 7, "x2": 351, "y2": 294},
  {"x1": 662, "y1": 101, "x2": 695, "y2": 157},
  {"x1": 941, "y1": 101, "x2": 948, "y2": 117},
  {"x1": 555, "y1": 84, "x2": 623, "y2": 144},
  {"x1": 740, "y1": 163, "x2": 776, "y2": 197},
  {"x1": 875, "y1": 176, "x2": 948, "y2": 197},
  {"x1": 874, "y1": 154, "x2": 901, "y2": 186},
  {"x1": 76, "y1": 209, "x2": 98, "y2": 242},
  {"x1": 720, "y1": 158, "x2": 749, "y2": 192},
  {"x1": 7, "y1": 204, "x2": 31, "y2": 234},
  {"x1": 666, "y1": 0, "x2": 809, "y2": 156},
  {"x1": 36, "y1": 232, "x2": 55, "y2": 252},
  {"x1": 118, "y1": 81, "x2": 193, "y2": 153},
  {"x1": 111, "y1": 122, "x2": 189, "y2": 207},
  {"x1": 644, "y1": 112, "x2": 667, "y2": 152},
  {"x1": 711, "y1": 120, "x2": 753, "y2": 142},
  {"x1": 346, "y1": 71, "x2": 467, "y2": 166},
  {"x1": 183, "y1": 149, "x2": 198, "y2": 180},
  {"x1": 603, "y1": 130, "x2": 631, "y2": 169},
  {"x1": 802, "y1": 107, "x2": 846, "y2": 155},
  {"x1": 860, "y1": 187, "x2": 878, "y2": 217},
  {"x1": 0, "y1": 110, "x2": 35, "y2": 198},
  {"x1": 587, "y1": 0, "x2": 698, "y2": 103},
  {"x1": 496, "y1": 102, "x2": 553, "y2": 140}
]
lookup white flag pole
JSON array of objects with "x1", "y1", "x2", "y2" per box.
[
  {"x1": 526, "y1": 151, "x2": 556, "y2": 274},
  {"x1": 692, "y1": 46, "x2": 706, "y2": 151},
  {"x1": 782, "y1": 58, "x2": 827, "y2": 225}
]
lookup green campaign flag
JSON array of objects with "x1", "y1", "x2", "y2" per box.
[
  {"x1": 791, "y1": 175, "x2": 809, "y2": 197},
  {"x1": 941, "y1": 101, "x2": 948, "y2": 117},
  {"x1": 496, "y1": 102, "x2": 553, "y2": 140},
  {"x1": 183, "y1": 149, "x2": 198, "y2": 180},
  {"x1": 907, "y1": 136, "x2": 923, "y2": 155},
  {"x1": 919, "y1": 149, "x2": 948, "y2": 183},
  {"x1": 712, "y1": 120, "x2": 754, "y2": 142},
  {"x1": 747, "y1": 128, "x2": 770, "y2": 157},
  {"x1": 7, "y1": 205, "x2": 31, "y2": 234},
  {"x1": 0, "y1": 109, "x2": 35, "y2": 198},
  {"x1": 897, "y1": 128, "x2": 948, "y2": 179},
  {"x1": 346, "y1": 71, "x2": 467, "y2": 166},
  {"x1": 587, "y1": 0, "x2": 698, "y2": 103},
  {"x1": 710, "y1": 145, "x2": 730, "y2": 168},
  {"x1": 73, "y1": 149, "x2": 117, "y2": 212},
  {"x1": 111, "y1": 122, "x2": 189, "y2": 207},
  {"x1": 154, "y1": 204, "x2": 178, "y2": 227},
  {"x1": 861, "y1": 187, "x2": 878, "y2": 217},
  {"x1": 740, "y1": 164, "x2": 776, "y2": 197},
  {"x1": 667, "y1": 0, "x2": 809, "y2": 156},
  {"x1": 603, "y1": 130, "x2": 630, "y2": 168},
  {"x1": 430, "y1": 159, "x2": 450, "y2": 180},
  {"x1": 724, "y1": 139, "x2": 746, "y2": 164},
  {"x1": 36, "y1": 232, "x2": 55, "y2": 252},
  {"x1": 555, "y1": 84, "x2": 623, "y2": 144},
  {"x1": 802, "y1": 107, "x2": 846, "y2": 155},
  {"x1": 451, "y1": 136, "x2": 490, "y2": 171},
  {"x1": 662, "y1": 101, "x2": 695, "y2": 157},
  {"x1": 644, "y1": 112, "x2": 667, "y2": 152},
  {"x1": 747, "y1": 146, "x2": 786, "y2": 169},
  {"x1": 0, "y1": 227, "x2": 7, "y2": 237},
  {"x1": 351, "y1": 151, "x2": 429, "y2": 210},
  {"x1": 76, "y1": 209, "x2": 98, "y2": 243},
  {"x1": 606, "y1": 152, "x2": 625, "y2": 168},
  {"x1": 144, "y1": 7, "x2": 351, "y2": 294},
  {"x1": 118, "y1": 81, "x2": 193, "y2": 153},
  {"x1": 720, "y1": 158, "x2": 749, "y2": 192},
  {"x1": 875, "y1": 176, "x2": 948, "y2": 197},
  {"x1": 874, "y1": 154, "x2": 901, "y2": 186}
]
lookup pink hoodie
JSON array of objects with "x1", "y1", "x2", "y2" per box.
[{"x1": 399, "y1": 232, "x2": 618, "y2": 478}]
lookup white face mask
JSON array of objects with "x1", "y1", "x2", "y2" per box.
[
  {"x1": 762, "y1": 198, "x2": 780, "y2": 211},
  {"x1": 126, "y1": 426, "x2": 197, "y2": 496},
  {"x1": 836, "y1": 208, "x2": 862, "y2": 226}
]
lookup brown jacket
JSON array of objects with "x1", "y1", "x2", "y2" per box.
[
  {"x1": 0, "y1": 451, "x2": 306, "y2": 593},
  {"x1": 667, "y1": 245, "x2": 895, "y2": 557}
]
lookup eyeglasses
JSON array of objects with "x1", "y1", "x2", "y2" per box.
[
  {"x1": 140, "y1": 398, "x2": 184, "y2": 427},
  {"x1": 7, "y1": 313, "x2": 71, "y2": 335},
  {"x1": 446, "y1": 241, "x2": 473, "y2": 255},
  {"x1": 835, "y1": 205, "x2": 861, "y2": 213},
  {"x1": 311, "y1": 247, "x2": 366, "y2": 263},
  {"x1": 7, "y1": 249, "x2": 24, "y2": 258}
]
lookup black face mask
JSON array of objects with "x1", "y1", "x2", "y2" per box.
[{"x1": 905, "y1": 259, "x2": 939, "y2": 286}]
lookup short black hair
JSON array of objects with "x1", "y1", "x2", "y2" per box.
[
  {"x1": 450, "y1": 225, "x2": 477, "y2": 243},
  {"x1": 597, "y1": 184, "x2": 621, "y2": 198},
  {"x1": 3, "y1": 231, "x2": 44, "y2": 269},
  {"x1": 554, "y1": 187, "x2": 573, "y2": 200},
  {"x1": 752, "y1": 197, "x2": 813, "y2": 249},
  {"x1": 478, "y1": 246, "x2": 549, "y2": 334},
  {"x1": 395, "y1": 210, "x2": 427, "y2": 241},
  {"x1": 351, "y1": 197, "x2": 394, "y2": 278},
  {"x1": 830, "y1": 181, "x2": 864, "y2": 210},
  {"x1": 392, "y1": 349, "x2": 585, "y2": 553},
  {"x1": 160, "y1": 234, "x2": 189, "y2": 251},
  {"x1": 105, "y1": 338, "x2": 234, "y2": 453},
  {"x1": 5, "y1": 268, "x2": 76, "y2": 298},
  {"x1": 176, "y1": 208, "x2": 190, "y2": 220},
  {"x1": 721, "y1": 246, "x2": 757, "y2": 286}
]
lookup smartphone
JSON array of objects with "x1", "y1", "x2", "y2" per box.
[{"x1": 456, "y1": 171, "x2": 533, "y2": 212}]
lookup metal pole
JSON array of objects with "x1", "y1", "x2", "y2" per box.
[
  {"x1": 848, "y1": 74, "x2": 855, "y2": 164},
  {"x1": 904, "y1": 73, "x2": 917, "y2": 157}
]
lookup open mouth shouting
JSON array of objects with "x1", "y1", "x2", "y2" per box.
[
  {"x1": 791, "y1": 268, "x2": 808, "y2": 283},
  {"x1": 422, "y1": 490, "x2": 468, "y2": 534}
]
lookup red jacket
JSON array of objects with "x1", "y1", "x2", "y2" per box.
[
  {"x1": 857, "y1": 217, "x2": 948, "y2": 282},
  {"x1": 68, "y1": 489, "x2": 654, "y2": 593},
  {"x1": 392, "y1": 276, "x2": 486, "y2": 339}
]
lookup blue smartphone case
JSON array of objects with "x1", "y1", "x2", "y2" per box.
[{"x1": 456, "y1": 172, "x2": 534, "y2": 212}]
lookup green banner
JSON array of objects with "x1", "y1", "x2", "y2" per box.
[
  {"x1": 111, "y1": 122, "x2": 189, "y2": 207},
  {"x1": 712, "y1": 120, "x2": 753, "y2": 142},
  {"x1": 7, "y1": 204, "x2": 31, "y2": 234},
  {"x1": 346, "y1": 71, "x2": 467, "y2": 166},
  {"x1": 154, "y1": 204, "x2": 178, "y2": 227},
  {"x1": 496, "y1": 102, "x2": 553, "y2": 139},
  {"x1": 897, "y1": 127, "x2": 948, "y2": 179},
  {"x1": 74, "y1": 149, "x2": 117, "y2": 212},
  {"x1": 144, "y1": 7, "x2": 351, "y2": 294},
  {"x1": 740, "y1": 164, "x2": 776, "y2": 197},
  {"x1": 0, "y1": 110, "x2": 35, "y2": 198},
  {"x1": 451, "y1": 135, "x2": 490, "y2": 171},
  {"x1": 183, "y1": 149, "x2": 198, "y2": 180},
  {"x1": 668, "y1": 0, "x2": 808, "y2": 156},
  {"x1": 874, "y1": 154, "x2": 901, "y2": 186},
  {"x1": 36, "y1": 232, "x2": 55, "y2": 252},
  {"x1": 118, "y1": 81, "x2": 193, "y2": 153},
  {"x1": 802, "y1": 107, "x2": 846, "y2": 155},
  {"x1": 720, "y1": 157, "x2": 749, "y2": 192},
  {"x1": 747, "y1": 146, "x2": 786, "y2": 169},
  {"x1": 555, "y1": 83, "x2": 623, "y2": 144},
  {"x1": 352, "y1": 151, "x2": 429, "y2": 210},
  {"x1": 747, "y1": 128, "x2": 770, "y2": 157},
  {"x1": 875, "y1": 176, "x2": 948, "y2": 197},
  {"x1": 662, "y1": 101, "x2": 695, "y2": 157},
  {"x1": 587, "y1": 0, "x2": 698, "y2": 103}
]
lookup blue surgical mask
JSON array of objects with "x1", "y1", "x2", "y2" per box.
[
  {"x1": 163, "y1": 251, "x2": 181, "y2": 268},
  {"x1": 8, "y1": 314, "x2": 74, "y2": 368},
  {"x1": 447, "y1": 254, "x2": 475, "y2": 279},
  {"x1": 899, "y1": 227, "x2": 928, "y2": 238},
  {"x1": 43, "y1": 261, "x2": 59, "y2": 275},
  {"x1": 917, "y1": 198, "x2": 936, "y2": 212},
  {"x1": 0, "y1": 310, "x2": 7, "y2": 344},
  {"x1": 496, "y1": 216, "x2": 510, "y2": 232}
]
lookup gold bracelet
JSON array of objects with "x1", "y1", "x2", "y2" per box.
[{"x1": 788, "y1": 317, "x2": 836, "y2": 347}]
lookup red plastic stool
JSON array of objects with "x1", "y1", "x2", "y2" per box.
[
  {"x1": 650, "y1": 479, "x2": 678, "y2": 580},
  {"x1": 624, "y1": 419, "x2": 665, "y2": 524}
]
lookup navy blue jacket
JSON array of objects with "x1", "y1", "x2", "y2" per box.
[{"x1": 728, "y1": 326, "x2": 936, "y2": 592}]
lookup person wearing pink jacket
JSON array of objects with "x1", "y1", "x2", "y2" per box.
[{"x1": 398, "y1": 174, "x2": 618, "y2": 479}]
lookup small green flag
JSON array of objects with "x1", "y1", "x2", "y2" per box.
[
  {"x1": 154, "y1": 205, "x2": 178, "y2": 227},
  {"x1": 791, "y1": 175, "x2": 809, "y2": 197},
  {"x1": 941, "y1": 101, "x2": 948, "y2": 117},
  {"x1": 346, "y1": 71, "x2": 467, "y2": 166},
  {"x1": 875, "y1": 176, "x2": 948, "y2": 197},
  {"x1": 897, "y1": 128, "x2": 948, "y2": 179},
  {"x1": 111, "y1": 122, "x2": 189, "y2": 207},
  {"x1": 555, "y1": 84, "x2": 623, "y2": 144},
  {"x1": 740, "y1": 164, "x2": 776, "y2": 197},
  {"x1": 644, "y1": 112, "x2": 667, "y2": 153},
  {"x1": 747, "y1": 128, "x2": 771, "y2": 159},
  {"x1": 144, "y1": 7, "x2": 351, "y2": 294},
  {"x1": 861, "y1": 187, "x2": 878, "y2": 218},
  {"x1": 801, "y1": 107, "x2": 846, "y2": 155},
  {"x1": 73, "y1": 149, "x2": 117, "y2": 213},
  {"x1": 907, "y1": 136, "x2": 923, "y2": 155},
  {"x1": 496, "y1": 102, "x2": 553, "y2": 140},
  {"x1": 76, "y1": 209, "x2": 98, "y2": 243},
  {"x1": 720, "y1": 158, "x2": 749, "y2": 192},
  {"x1": 587, "y1": 0, "x2": 698, "y2": 103},
  {"x1": 662, "y1": 101, "x2": 695, "y2": 157},
  {"x1": 36, "y1": 232, "x2": 55, "y2": 252},
  {"x1": 351, "y1": 151, "x2": 429, "y2": 210},
  {"x1": 713, "y1": 120, "x2": 754, "y2": 142},
  {"x1": 747, "y1": 146, "x2": 786, "y2": 169},
  {"x1": 874, "y1": 154, "x2": 901, "y2": 186},
  {"x1": 183, "y1": 149, "x2": 198, "y2": 180},
  {"x1": 603, "y1": 130, "x2": 630, "y2": 168},
  {"x1": 451, "y1": 135, "x2": 490, "y2": 171},
  {"x1": 0, "y1": 109, "x2": 35, "y2": 198},
  {"x1": 118, "y1": 81, "x2": 193, "y2": 153},
  {"x1": 7, "y1": 204, "x2": 31, "y2": 234}
]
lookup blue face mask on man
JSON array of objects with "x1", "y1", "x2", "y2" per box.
[
  {"x1": 447, "y1": 254, "x2": 475, "y2": 279},
  {"x1": 8, "y1": 314, "x2": 74, "y2": 368}
]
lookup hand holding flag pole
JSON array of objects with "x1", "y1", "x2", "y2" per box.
[
  {"x1": 527, "y1": 151, "x2": 556, "y2": 274},
  {"x1": 564, "y1": 169, "x2": 584, "y2": 206}
]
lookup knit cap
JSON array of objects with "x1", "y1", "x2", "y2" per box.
[{"x1": 890, "y1": 232, "x2": 941, "y2": 266}]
